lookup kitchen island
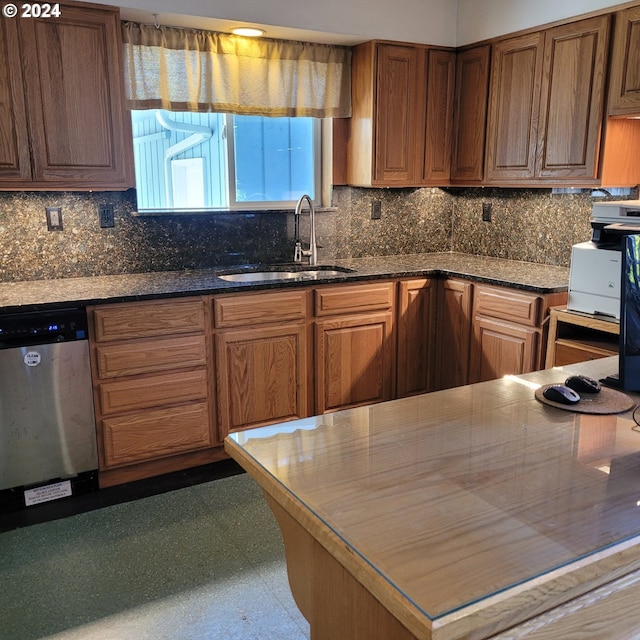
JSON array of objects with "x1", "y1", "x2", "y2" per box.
[{"x1": 225, "y1": 357, "x2": 640, "y2": 639}]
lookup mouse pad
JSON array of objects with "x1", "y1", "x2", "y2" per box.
[{"x1": 535, "y1": 385, "x2": 635, "y2": 414}]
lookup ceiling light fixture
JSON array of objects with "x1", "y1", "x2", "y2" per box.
[{"x1": 231, "y1": 27, "x2": 266, "y2": 37}]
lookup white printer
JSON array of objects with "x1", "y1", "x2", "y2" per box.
[{"x1": 568, "y1": 200, "x2": 640, "y2": 320}]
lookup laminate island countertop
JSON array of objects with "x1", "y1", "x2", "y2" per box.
[
  {"x1": 0, "y1": 252, "x2": 569, "y2": 312},
  {"x1": 225, "y1": 357, "x2": 640, "y2": 640}
]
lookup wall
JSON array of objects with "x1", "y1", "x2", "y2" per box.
[
  {"x1": 94, "y1": 0, "x2": 626, "y2": 47},
  {"x1": 456, "y1": 0, "x2": 626, "y2": 45},
  {"x1": 95, "y1": 0, "x2": 457, "y2": 46},
  {"x1": 3, "y1": 186, "x2": 632, "y2": 282}
]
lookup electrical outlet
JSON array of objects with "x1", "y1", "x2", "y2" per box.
[
  {"x1": 371, "y1": 200, "x2": 382, "y2": 220},
  {"x1": 482, "y1": 202, "x2": 492, "y2": 222},
  {"x1": 99, "y1": 203, "x2": 115, "y2": 228},
  {"x1": 45, "y1": 207, "x2": 63, "y2": 231}
]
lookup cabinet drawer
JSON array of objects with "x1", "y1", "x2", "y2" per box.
[
  {"x1": 99, "y1": 369, "x2": 208, "y2": 415},
  {"x1": 554, "y1": 340, "x2": 617, "y2": 366},
  {"x1": 102, "y1": 402, "x2": 212, "y2": 467},
  {"x1": 214, "y1": 289, "x2": 307, "y2": 328},
  {"x1": 474, "y1": 285, "x2": 541, "y2": 327},
  {"x1": 315, "y1": 281, "x2": 395, "y2": 316},
  {"x1": 95, "y1": 335, "x2": 207, "y2": 379},
  {"x1": 92, "y1": 299, "x2": 205, "y2": 342}
]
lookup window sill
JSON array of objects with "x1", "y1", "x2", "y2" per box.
[{"x1": 132, "y1": 207, "x2": 338, "y2": 217}]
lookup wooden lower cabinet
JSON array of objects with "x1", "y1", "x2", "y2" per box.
[
  {"x1": 315, "y1": 312, "x2": 395, "y2": 413},
  {"x1": 469, "y1": 316, "x2": 539, "y2": 383},
  {"x1": 397, "y1": 278, "x2": 437, "y2": 397},
  {"x1": 213, "y1": 288, "x2": 311, "y2": 437},
  {"x1": 216, "y1": 323, "x2": 309, "y2": 436},
  {"x1": 87, "y1": 278, "x2": 565, "y2": 486},
  {"x1": 435, "y1": 278, "x2": 473, "y2": 390},
  {"x1": 88, "y1": 297, "x2": 220, "y2": 487}
]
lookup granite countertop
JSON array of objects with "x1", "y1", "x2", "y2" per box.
[{"x1": 0, "y1": 252, "x2": 570, "y2": 313}]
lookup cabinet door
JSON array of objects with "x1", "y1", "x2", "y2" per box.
[
  {"x1": 216, "y1": 323, "x2": 308, "y2": 435},
  {"x1": 469, "y1": 316, "x2": 538, "y2": 383},
  {"x1": 608, "y1": 6, "x2": 640, "y2": 116},
  {"x1": 17, "y1": 3, "x2": 132, "y2": 188},
  {"x1": 435, "y1": 279, "x2": 473, "y2": 390},
  {"x1": 374, "y1": 43, "x2": 423, "y2": 185},
  {"x1": 451, "y1": 45, "x2": 490, "y2": 183},
  {"x1": 422, "y1": 49, "x2": 455, "y2": 183},
  {"x1": 485, "y1": 32, "x2": 544, "y2": 181},
  {"x1": 536, "y1": 16, "x2": 610, "y2": 179},
  {"x1": 397, "y1": 278, "x2": 437, "y2": 397},
  {"x1": 315, "y1": 312, "x2": 394, "y2": 413},
  {"x1": 0, "y1": 18, "x2": 31, "y2": 183}
]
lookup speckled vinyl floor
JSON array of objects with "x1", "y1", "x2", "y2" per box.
[{"x1": 0, "y1": 474, "x2": 310, "y2": 640}]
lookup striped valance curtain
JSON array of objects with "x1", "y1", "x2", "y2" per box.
[{"x1": 121, "y1": 22, "x2": 352, "y2": 118}]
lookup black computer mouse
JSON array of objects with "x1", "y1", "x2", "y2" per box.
[
  {"x1": 565, "y1": 374, "x2": 601, "y2": 394},
  {"x1": 543, "y1": 384, "x2": 581, "y2": 405}
]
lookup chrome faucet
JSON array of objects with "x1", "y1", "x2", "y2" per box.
[{"x1": 293, "y1": 194, "x2": 318, "y2": 266}]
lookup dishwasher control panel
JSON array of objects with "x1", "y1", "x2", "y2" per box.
[{"x1": 0, "y1": 308, "x2": 88, "y2": 347}]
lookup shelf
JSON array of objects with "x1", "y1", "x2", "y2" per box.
[{"x1": 545, "y1": 307, "x2": 619, "y2": 368}]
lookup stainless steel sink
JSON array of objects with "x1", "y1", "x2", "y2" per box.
[
  {"x1": 218, "y1": 271, "x2": 300, "y2": 282},
  {"x1": 217, "y1": 266, "x2": 354, "y2": 283}
]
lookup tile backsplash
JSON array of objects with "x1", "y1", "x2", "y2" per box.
[{"x1": 0, "y1": 186, "x2": 636, "y2": 282}]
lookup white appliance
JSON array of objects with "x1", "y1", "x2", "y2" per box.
[{"x1": 567, "y1": 200, "x2": 640, "y2": 320}]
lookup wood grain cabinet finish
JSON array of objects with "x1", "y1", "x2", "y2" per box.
[
  {"x1": 469, "y1": 316, "x2": 539, "y2": 383},
  {"x1": 314, "y1": 281, "x2": 395, "y2": 413},
  {"x1": 485, "y1": 32, "x2": 544, "y2": 182},
  {"x1": 434, "y1": 278, "x2": 473, "y2": 390},
  {"x1": 88, "y1": 297, "x2": 217, "y2": 484},
  {"x1": 0, "y1": 0, "x2": 133, "y2": 189},
  {"x1": 347, "y1": 41, "x2": 454, "y2": 187},
  {"x1": 214, "y1": 289, "x2": 311, "y2": 437},
  {"x1": 608, "y1": 5, "x2": 640, "y2": 115},
  {"x1": 485, "y1": 15, "x2": 610, "y2": 185},
  {"x1": 451, "y1": 45, "x2": 491, "y2": 183},
  {"x1": 536, "y1": 16, "x2": 610, "y2": 180},
  {"x1": 216, "y1": 323, "x2": 309, "y2": 436},
  {"x1": 422, "y1": 49, "x2": 456, "y2": 183},
  {"x1": 396, "y1": 278, "x2": 437, "y2": 397},
  {"x1": 469, "y1": 284, "x2": 544, "y2": 383}
]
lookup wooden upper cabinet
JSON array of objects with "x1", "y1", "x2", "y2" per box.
[
  {"x1": 422, "y1": 49, "x2": 455, "y2": 183},
  {"x1": 485, "y1": 15, "x2": 611, "y2": 185},
  {"x1": 485, "y1": 32, "x2": 544, "y2": 182},
  {"x1": 451, "y1": 45, "x2": 490, "y2": 183},
  {"x1": 537, "y1": 16, "x2": 610, "y2": 180},
  {"x1": 347, "y1": 41, "x2": 453, "y2": 187},
  {"x1": 0, "y1": 19, "x2": 31, "y2": 182},
  {"x1": 608, "y1": 5, "x2": 640, "y2": 116},
  {"x1": 374, "y1": 43, "x2": 422, "y2": 184},
  {"x1": 0, "y1": 1, "x2": 133, "y2": 190}
]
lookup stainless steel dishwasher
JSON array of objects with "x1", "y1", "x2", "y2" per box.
[{"x1": 0, "y1": 307, "x2": 98, "y2": 512}]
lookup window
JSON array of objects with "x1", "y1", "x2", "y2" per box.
[{"x1": 131, "y1": 110, "x2": 321, "y2": 212}]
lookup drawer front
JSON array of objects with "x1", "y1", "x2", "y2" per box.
[
  {"x1": 102, "y1": 402, "x2": 212, "y2": 467},
  {"x1": 214, "y1": 289, "x2": 307, "y2": 327},
  {"x1": 315, "y1": 281, "x2": 395, "y2": 316},
  {"x1": 95, "y1": 335, "x2": 207, "y2": 379},
  {"x1": 93, "y1": 299, "x2": 205, "y2": 342},
  {"x1": 99, "y1": 369, "x2": 209, "y2": 415},
  {"x1": 554, "y1": 341, "x2": 617, "y2": 366},
  {"x1": 474, "y1": 284, "x2": 541, "y2": 327}
]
